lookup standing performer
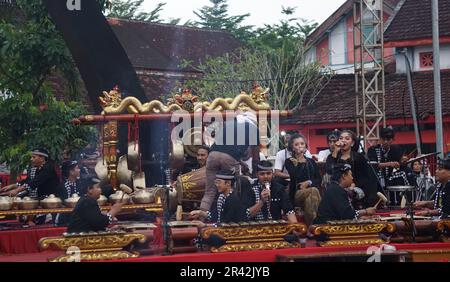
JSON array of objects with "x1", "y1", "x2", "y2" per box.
[
  {"x1": 326, "y1": 130, "x2": 379, "y2": 208},
  {"x1": 414, "y1": 158, "x2": 450, "y2": 218},
  {"x1": 2, "y1": 148, "x2": 60, "y2": 199},
  {"x1": 284, "y1": 134, "x2": 321, "y2": 225},
  {"x1": 368, "y1": 127, "x2": 413, "y2": 205},
  {"x1": 315, "y1": 164, "x2": 376, "y2": 224},
  {"x1": 368, "y1": 127, "x2": 412, "y2": 188},
  {"x1": 200, "y1": 113, "x2": 257, "y2": 211},
  {"x1": 55, "y1": 160, "x2": 82, "y2": 226},
  {"x1": 241, "y1": 161, "x2": 297, "y2": 223},
  {"x1": 190, "y1": 170, "x2": 247, "y2": 224}
]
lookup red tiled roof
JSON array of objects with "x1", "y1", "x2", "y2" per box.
[
  {"x1": 108, "y1": 18, "x2": 242, "y2": 72},
  {"x1": 286, "y1": 71, "x2": 450, "y2": 125},
  {"x1": 385, "y1": 0, "x2": 450, "y2": 43}
]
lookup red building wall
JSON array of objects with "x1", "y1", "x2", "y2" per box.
[{"x1": 316, "y1": 37, "x2": 330, "y2": 66}]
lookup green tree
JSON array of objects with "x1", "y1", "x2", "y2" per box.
[
  {"x1": 0, "y1": 0, "x2": 97, "y2": 178},
  {"x1": 105, "y1": 0, "x2": 171, "y2": 23},
  {"x1": 193, "y1": 0, "x2": 253, "y2": 43},
  {"x1": 252, "y1": 6, "x2": 318, "y2": 50}
]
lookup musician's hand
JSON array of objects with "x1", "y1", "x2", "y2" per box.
[
  {"x1": 7, "y1": 188, "x2": 21, "y2": 197},
  {"x1": 415, "y1": 209, "x2": 431, "y2": 216},
  {"x1": 390, "y1": 162, "x2": 400, "y2": 168},
  {"x1": 298, "y1": 181, "x2": 310, "y2": 190},
  {"x1": 191, "y1": 220, "x2": 207, "y2": 228},
  {"x1": 260, "y1": 189, "x2": 270, "y2": 202},
  {"x1": 413, "y1": 201, "x2": 429, "y2": 209},
  {"x1": 189, "y1": 210, "x2": 207, "y2": 220},
  {"x1": 365, "y1": 207, "x2": 376, "y2": 216},
  {"x1": 109, "y1": 202, "x2": 124, "y2": 217}
]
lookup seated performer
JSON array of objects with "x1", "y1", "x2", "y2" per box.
[
  {"x1": 413, "y1": 158, "x2": 450, "y2": 218},
  {"x1": 67, "y1": 177, "x2": 124, "y2": 233},
  {"x1": 314, "y1": 164, "x2": 376, "y2": 224},
  {"x1": 241, "y1": 161, "x2": 297, "y2": 223},
  {"x1": 2, "y1": 148, "x2": 59, "y2": 199},
  {"x1": 0, "y1": 148, "x2": 60, "y2": 225},
  {"x1": 180, "y1": 145, "x2": 209, "y2": 175},
  {"x1": 317, "y1": 129, "x2": 341, "y2": 162},
  {"x1": 326, "y1": 130, "x2": 379, "y2": 208},
  {"x1": 58, "y1": 160, "x2": 82, "y2": 200},
  {"x1": 189, "y1": 169, "x2": 247, "y2": 224},
  {"x1": 318, "y1": 129, "x2": 341, "y2": 189},
  {"x1": 55, "y1": 160, "x2": 82, "y2": 226},
  {"x1": 274, "y1": 131, "x2": 313, "y2": 186},
  {"x1": 284, "y1": 134, "x2": 321, "y2": 225}
]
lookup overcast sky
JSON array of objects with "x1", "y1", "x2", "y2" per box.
[{"x1": 142, "y1": 0, "x2": 347, "y2": 27}]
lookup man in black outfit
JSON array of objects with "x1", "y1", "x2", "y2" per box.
[
  {"x1": 315, "y1": 164, "x2": 376, "y2": 224},
  {"x1": 414, "y1": 158, "x2": 450, "y2": 218},
  {"x1": 68, "y1": 177, "x2": 124, "y2": 233},
  {"x1": 368, "y1": 127, "x2": 412, "y2": 195},
  {"x1": 190, "y1": 169, "x2": 247, "y2": 224},
  {"x1": 241, "y1": 161, "x2": 297, "y2": 223},
  {"x1": 3, "y1": 148, "x2": 59, "y2": 199}
]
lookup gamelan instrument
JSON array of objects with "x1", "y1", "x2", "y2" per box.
[
  {"x1": 406, "y1": 152, "x2": 440, "y2": 164},
  {"x1": 174, "y1": 166, "x2": 206, "y2": 212}
]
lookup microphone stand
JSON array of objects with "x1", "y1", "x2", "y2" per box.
[
  {"x1": 402, "y1": 190, "x2": 417, "y2": 242},
  {"x1": 157, "y1": 184, "x2": 172, "y2": 255}
]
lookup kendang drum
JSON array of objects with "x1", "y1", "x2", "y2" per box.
[
  {"x1": 175, "y1": 166, "x2": 206, "y2": 212},
  {"x1": 386, "y1": 186, "x2": 416, "y2": 207}
]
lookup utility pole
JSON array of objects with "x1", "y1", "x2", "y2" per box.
[
  {"x1": 432, "y1": 0, "x2": 444, "y2": 158},
  {"x1": 402, "y1": 50, "x2": 422, "y2": 155}
]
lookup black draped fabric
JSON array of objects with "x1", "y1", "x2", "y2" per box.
[
  {"x1": 209, "y1": 191, "x2": 247, "y2": 224},
  {"x1": 68, "y1": 196, "x2": 110, "y2": 233},
  {"x1": 285, "y1": 158, "x2": 321, "y2": 205},
  {"x1": 19, "y1": 162, "x2": 60, "y2": 200},
  {"x1": 314, "y1": 181, "x2": 357, "y2": 224},
  {"x1": 240, "y1": 180, "x2": 294, "y2": 221},
  {"x1": 325, "y1": 152, "x2": 379, "y2": 207}
]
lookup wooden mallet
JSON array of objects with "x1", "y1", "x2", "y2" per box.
[{"x1": 374, "y1": 192, "x2": 388, "y2": 209}]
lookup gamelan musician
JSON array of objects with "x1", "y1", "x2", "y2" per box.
[
  {"x1": 413, "y1": 158, "x2": 450, "y2": 218},
  {"x1": 314, "y1": 164, "x2": 376, "y2": 224},
  {"x1": 68, "y1": 177, "x2": 123, "y2": 233},
  {"x1": 241, "y1": 161, "x2": 297, "y2": 223},
  {"x1": 367, "y1": 127, "x2": 414, "y2": 191},
  {"x1": 189, "y1": 170, "x2": 247, "y2": 224}
]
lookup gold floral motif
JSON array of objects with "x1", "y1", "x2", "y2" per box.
[
  {"x1": 40, "y1": 233, "x2": 145, "y2": 262},
  {"x1": 310, "y1": 222, "x2": 396, "y2": 247},
  {"x1": 211, "y1": 241, "x2": 300, "y2": 253},
  {"x1": 39, "y1": 233, "x2": 145, "y2": 250},
  {"x1": 48, "y1": 251, "x2": 139, "y2": 262},
  {"x1": 99, "y1": 86, "x2": 122, "y2": 109},
  {"x1": 0, "y1": 204, "x2": 162, "y2": 217},
  {"x1": 318, "y1": 238, "x2": 386, "y2": 247},
  {"x1": 167, "y1": 89, "x2": 199, "y2": 112},
  {"x1": 311, "y1": 223, "x2": 396, "y2": 236},
  {"x1": 202, "y1": 223, "x2": 306, "y2": 241},
  {"x1": 201, "y1": 222, "x2": 306, "y2": 252},
  {"x1": 437, "y1": 220, "x2": 450, "y2": 232}
]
